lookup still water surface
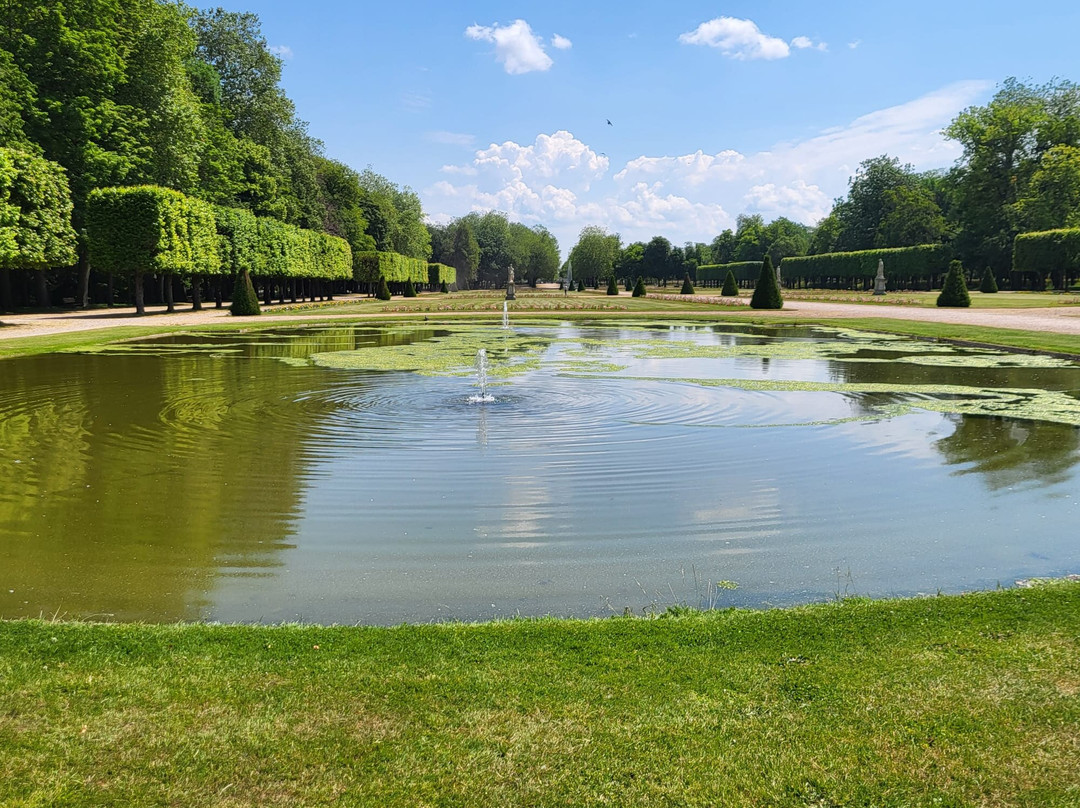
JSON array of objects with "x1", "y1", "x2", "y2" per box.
[{"x1": 1, "y1": 322, "x2": 1077, "y2": 623}]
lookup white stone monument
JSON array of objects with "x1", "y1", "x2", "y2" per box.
[{"x1": 873, "y1": 259, "x2": 887, "y2": 296}]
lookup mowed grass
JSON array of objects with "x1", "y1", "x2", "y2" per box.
[
  {"x1": 2, "y1": 583, "x2": 1079, "y2": 807},
  {"x1": 782, "y1": 288, "x2": 1080, "y2": 308}
]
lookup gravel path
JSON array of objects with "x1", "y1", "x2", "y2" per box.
[{"x1": 4, "y1": 296, "x2": 1080, "y2": 341}]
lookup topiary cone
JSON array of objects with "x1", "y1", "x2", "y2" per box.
[
  {"x1": 230, "y1": 270, "x2": 261, "y2": 316},
  {"x1": 632, "y1": 277, "x2": 647, "y2": 297},
  {"x1": 607, "y1": 276, "x2": 619, "y2": 295},
  {"x1": 680, "y1": 273, "x2": 694, "y2": 294},
  {"x1": 937, "y1": 260, "x2": 971, "y2": 307},
  {"x1": 980, "y1": 266, "x2": 998, "y2": 293},
  {"x1": 376, "y1": 275, "x2": 392, "y2": 301},
  {"x1": 403, "y1": 278, "x2": 417, "y2": 297},
  {"x1": 750, "y1": 255, "x2": 783, "y2": 309},
  {"x1": 721, "y1": 270, "x2": 739, "y2": 297}
]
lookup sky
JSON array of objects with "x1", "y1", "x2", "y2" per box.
[{"x1": 236, "y1": 0, "x2": 1080, "y2": 255}]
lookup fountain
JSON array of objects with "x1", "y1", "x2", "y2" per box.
[
  {"x1": 502, "y1": 301, "x2": 509, "y2": 330},
  {"x1": 468, "y1": 348, "x2": 495, "y2": 403}
]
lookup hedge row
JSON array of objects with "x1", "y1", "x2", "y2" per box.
[
  {"x1": 1013, "y1": 229, "x2": 1080, "y2": 276},
  {"x1": 778, "y1": 245, "x2": 952, "y2": 282},
  {"x1": 1, "y1": 147, "x2": 79, "y2": 271},
  {"x1": 250, "y1": 215, "x2": 351, "y2": 281},
  {"x1": 696, "y1": 262, "x2": 761, "y2": 285},
  {"x1": 353, "y1": 251, "x2": 429, "y2": 284},
  {"x1": 86, "y1": 186, "x2": 219, "y2": 278},
  {"x1": 428, "y1": 262, "x2": 456, "y2": 286}
]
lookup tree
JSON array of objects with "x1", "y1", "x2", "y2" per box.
[
  {"x1": 1014, "y1": 144, "x2": 1080, "y2": 231},
  {"x1": 721, "y1": 270, "x2": 739, "y2": 297},
  {"x1": 750, "y1": 255, "x2": 782, "y2": 309},
  {"x1": 615, "y1": 241, "x2": 643, "y2": 281},
  {"x1": 450, "y1": 219, "x2": 480, "y2": 288},
  {"x1": 763, "y1": 217, "x2": 812, "y2": 264},
  {"x1": 980, "y1": 266, "x2": 999, "y2": 293},
  {"x1": 710, "y1": 229, "x2": 736, "y2": 264},
  {"x1": 642, "y1": 236, "x2": 671, "y2": 281},
  {"x1": 733, "y1": 214, "x2": 766, "y2": 261},
  {"x1": 875, "y1": 185, "x2": 947, "y2": 247},
  {"x1": 937, "y1": 260, "x2": 971, "y2": 307},
  {"x1": 570, "y1": 225, "x2": 621, "y2": 283}
]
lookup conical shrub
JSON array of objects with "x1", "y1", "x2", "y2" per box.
[
  {"x1": 721, "y1": 269, "x2": 739, "y2": 297},
  {"x1": 607, "y1": 276, "x2": 619, "y2": 295},
  {"x1": 749, "y1": 255, "x2": 783, "y2": 309},
  {"x1": 577, "y1": 280, "x2": 585, "y2": 292},
  {"x1": 680, "y1": 273, "x2": 694, "y2": 295},
  {"x1": 230, "y1": 270, "x2": 261, "y2": 316},
  {"x1": 403, "y1": 278, "x2": 417, "y2": 297},
  {"x1": 937, "y1": 260, "x2": 971, "y2": 307},
  {"x1": 632, "y1": 277, "x2": 647, "y2": 297},
  {"x1": 440, "y1": 281, "x2": 449, "y2": 293},
  {"x1": 980, "y1": 266, "x2": 998, "y2": 293},
  {"x1": 625, "y1": 277, "x2": 633, "y2": 292},
  {"x1": 376, "y1": 275, "x2": 391, "y2": 301}
]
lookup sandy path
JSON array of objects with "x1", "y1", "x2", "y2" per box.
[{"x1": 4, "y1": 295, "x2": 1080, "y2": 341}]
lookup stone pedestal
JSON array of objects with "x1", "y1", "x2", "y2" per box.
[{"x1": 505, "y1": 266, "x2": 516, "y2": 300}]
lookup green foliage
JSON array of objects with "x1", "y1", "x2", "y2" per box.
[
  {"x1": 428, "y1": 263, "x2": 456, "y2": 287},
  {"x1": 625, "y1": 276, "x2": 633, "y2": 292},
  {"x1": 1014, "y1": 145, "x2": 1080, "y2": 231},
  {"x1": 750, "y1": 255, "x2": 783, "y2": 309},
  {"x1": 229, "y1": 269, "x2": 260, "y2": 315},
  {"x1": 632, "y1": 276, "x2": 646, "y2": 297},
  {"x1": 1013, "y1": 228, "x2": 1080, "y2": 277},
  {"x1": 354, "y1": 250, "x2": 428, "y2": 284},
  {"x1": 571, "y1": 225, "x2": 621, "y2": 282},
  {"x1": 439, "y1": 281, "x2": 448, "y2": 294},
  {"x1": 576, "y1": 280, "x2": 585, "y2": 292},
  {"x1": 680, "y1": 274, "x2": 694, "y2": 294},
  {"x1": 403, "y1": 278, "x2": 416, "y2": 297},
  {"x1": 980, "y1": 266, "x2": 999, "y2": 293},
  {"x1": 937, "y1": 260, "x2": 972, "y2": 307},
  {"x1": 780, "y1": 245, "x2": 952, "y2": 282},
  {"x1": 696, "y1": 262, "x2": 761, "y2": 284},
  {"x1": 0, "y1": 148, "x2": 78, "y2": 270},
  {"x1": 606, "y1": 275, "x2": 618, "y2": 295},
  {"x1": 721, "y1": 270, "x2": 739, "y2": 297},
  {"x1": 86, "y1": 185, "x2": 218, "y2": 276},
  {"x1": 249, "y1": 213, "x2": 350, "y2": 280},
  {"x1": 213, "y1": 205, "x2": 260, "y2": 276},
  {"x1": 375, "y1": 275, "x2": 391, "y2": 301}
]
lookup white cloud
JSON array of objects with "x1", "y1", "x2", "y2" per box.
[
  {"x1": 849, "y1": 40, "x2": 862, "y2": 50},
  {"x1": 552, "y1": 34, "x2": 572, "y2": 50},
  {"x1": 426, "y1": 131, "x2": 476, "y2": 147},
  {"x1": 791, "y1": 36, "x2": 827, "y2": 52},
  {"x1": 679, "y1": 17, "x2": 791, "y2": 60},
  {"x1": 269, "y1": 44, "x2": 293, "y2": 60},
  {"x1": 423, "y1": 81, "x2": 992, "y2": 254},
  {"x1": 466, "y1": 20, "x2": 554, "y2": 74}
]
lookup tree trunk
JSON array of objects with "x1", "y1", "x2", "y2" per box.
[
  {"x1": 0, "y1": 270, "x2": 11, "y2": 311},
  {"x1": 35, "y1": 270, "x2": 49, "y2": 308},
  {"x1": 134, "y1": 272, "x2": 145, "y2": 315},
  {"x1": 107, "y1": 273, "x2": 114, "y2": 307},
  {"x1": 191, "y1": 276, "x2": 202, "y2": 311},
  {"x1": 214, "y1": 278, "x2": 223, "y2": 309},
  {"x1": 77, "y1": 250, "x2": 91, "y2": 308},
  {"x1": 165, "y1": 274, "x2": 175, "y2": 312},
  {"x1": 263, "y1": 279, "x2": 272, "y2": 306}
]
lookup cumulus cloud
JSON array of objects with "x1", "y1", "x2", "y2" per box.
[
  {"x1": 466, "y1": 20, "x2": 554, "y2": 74},
  {"x1": 791, "y1": 36, "x2": 827, "y2": 51},
  {"x1": 678, "y1": 17, "x2": 791, "y2": 60},
  {"x1": 423, "y1": 81, "x2": 991, "y2": 252},
  {"x1": 551, "y1": 34, "x2": 572, "y2": 50}
]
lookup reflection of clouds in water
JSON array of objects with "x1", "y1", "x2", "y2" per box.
[
  {"x1": 692, "y1": 485, "x2": 784, "y2": 546},
  {"x1": 474, "y1": 474, "x2": 554, "y2": 545},
  {"x1": 832, "y1": 409, "x2": 950, "y2": 463}
]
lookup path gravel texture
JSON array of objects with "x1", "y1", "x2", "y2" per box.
[{"x1": 3, "y1": 296, "x2": 1080, "y2": 341}]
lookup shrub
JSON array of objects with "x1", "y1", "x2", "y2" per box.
[
  {"x1": 1013, "y1": 228, "x2": 1080, "y2": 287},
  {"x1": 376, "y1": 275, "x2": 391, "y2": 301},
  {"x1": 403, "y1": 278, "x2": 417, "y2": 297},
  {"x1": 680, "y1": 273, "x2": 694, "y2": 294},
  {"x1": 607, "y1": 276, "x2": 619, "y2": 295},
  {"x1": 440, "y1": 281, "x2": 449, "y2": 293},
  {"x1": 750, "y1": 255, "x2": 783, "y2": 309},
  {"x1": 696, "y1": 262, "x2": 761, "y2": 285},
  {"x1": 577, "y1": 280, "x2": 585, "y2": 292},
  {"x1": 632, "y1": 277, "x2": 646, "y2": 297},
  {"x1": 721, "y1": 270, "x2": 739, "y2": 297},
  {"x1": 937, "y1": 260, "x2": 971, "y2": 307},
  {"x1": 230, "y1": 270, "x2": 261, "y2": 316},
  {"x1": 355, "y1": 250, "x2": 428, "y2": 284},
  {"x1": 625, "y1": 276, "x2": 633, "y2": 292},
  {"x1": 428, "y1": 262, "x2": 456, "y2": 287},
  {"x1": 980, "y1": 266, "x2": 999, "y2": 293},
  {"x1": 0, "y1": 148, "x2": 78, "y2": 272},
  {"x1": 779, "y1": 245, "x2": 951, "y2": 286}
]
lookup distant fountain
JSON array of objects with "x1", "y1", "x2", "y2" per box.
[
  {"x1": 469, "y1": 348, "x2": 495, "y2": 403},
  {"x1": 502, "y1": 301, "x2": 509, "y2": 330}
]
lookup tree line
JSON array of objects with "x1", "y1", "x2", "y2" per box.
[{"x1": 0, "y1": 0, "x2": 429, "y2": 309}]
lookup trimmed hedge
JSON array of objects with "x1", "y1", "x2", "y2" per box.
[
  {"x1": 354, "y1": 251, "x2": 428, "y2": 284},
  {"x1": 230, "y1": 269, "x2": 261, "y2": 316},
  {"x1": 428, "y1": 262, "x2": 456, "y2": 287},
  {"x1": 750, "y1": 255, "x2": 783, "y2": 309},
  {"x1": 213, "y1": 206, "x2": 260, "y2": 277},
  {"x1": 87, "y1": 186, "x2": 219, "y2": 278},
  {"x1": 937, "y1": 260, "x2": 971, "y2": 307},
  {"x1": 779, "y1": 245, "x2": 952, "y2": 288},
  {"x1": 1013, "y1": 228, "x2": 1080, "y2": 278},
  {"x1": 252, "y1": 216, "x2": 351, "y2": 281},
  {"x1": 0, "y1": 147, "x2": 78, "y2": 271},
  {"x1": 696, "y1": 262, "x2": 760, "y2": 286}
]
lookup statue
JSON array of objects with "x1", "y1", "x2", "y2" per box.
[
  {"x1": 873, "y1": 258, "x2": 887, "y2": 296},
  {"x1": 505, "y1": 265, "x2": 516, "y2": 300}
]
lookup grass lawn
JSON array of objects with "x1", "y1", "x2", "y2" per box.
[
  {"x1": 781, "y1": 289, "x2": 1080, "y2": 308},
  {"x1": 2, "y1": 583, "x2": 1079, "y2": 806}
]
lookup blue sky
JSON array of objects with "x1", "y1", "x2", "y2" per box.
[{"x1": 238, "y1": 0, "x2": 1080, "y2": 254}]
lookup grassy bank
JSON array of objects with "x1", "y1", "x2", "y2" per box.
[
  {"x1": 2, "y1": 583, "x2": 1078, "y2": 806},
  {"x1": 805, "y1": 317, "x2": 1080, "y2": 356}
]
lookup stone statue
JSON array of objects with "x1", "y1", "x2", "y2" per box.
[
  {"x1": 505, "y1": 265, "x2": 516, "y2": 300},
  {"x1": 873, "y1": 258, "x2": 887, "y2": 296}
]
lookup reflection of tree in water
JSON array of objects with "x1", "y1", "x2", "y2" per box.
[
  {"x1": 934, "y1": 414, "x2": 1080, "y2": 491},
  {"x1": 0, "y1": 352, "x2": 340, "y2": 621}
]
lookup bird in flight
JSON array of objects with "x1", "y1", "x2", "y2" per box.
[{"x1": 606, "y1": 119, "x2": 613, "y2": 126}]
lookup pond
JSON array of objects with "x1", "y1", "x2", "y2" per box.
[{"x1": 1, "y1": 321, "x2": 1078, "y2": 624}]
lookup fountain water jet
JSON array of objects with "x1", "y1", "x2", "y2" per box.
[
  {"x1": 502, "y1": 301, "x2": 509, "y2": 330},
  {"x1": 468, "y1": 348, "x2": 495, "y2": 403}
]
